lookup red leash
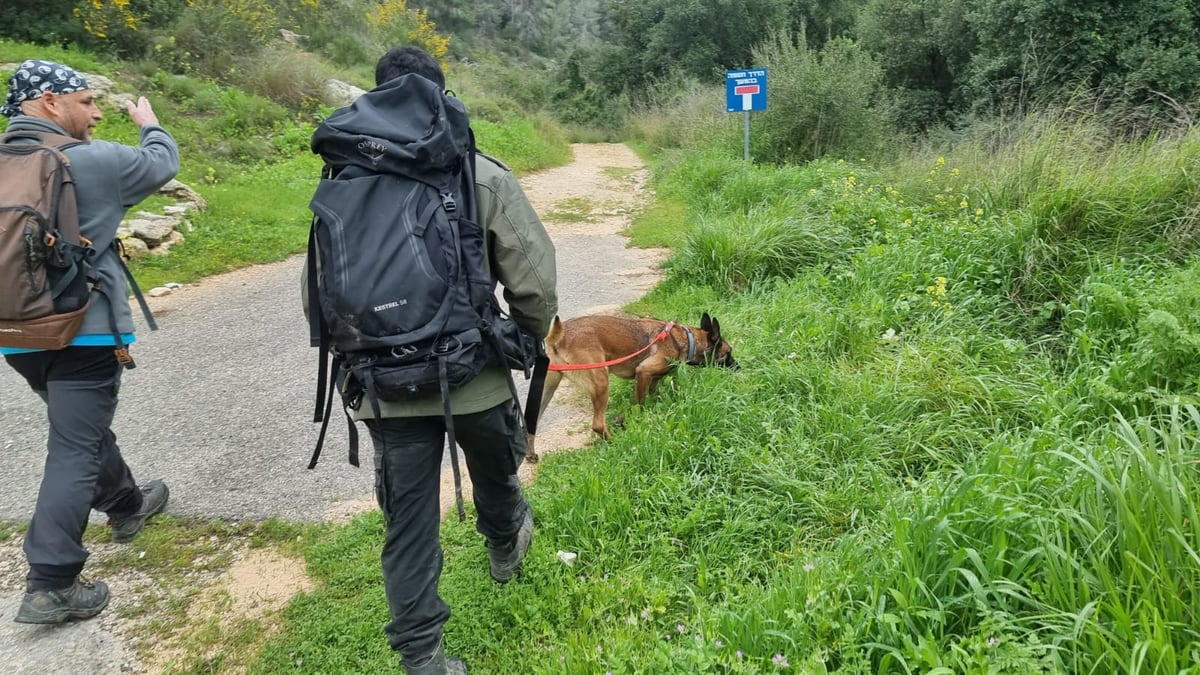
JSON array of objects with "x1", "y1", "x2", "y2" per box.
[{"x1": 548, "y1": 321, "x2": 676, "y2": 371}]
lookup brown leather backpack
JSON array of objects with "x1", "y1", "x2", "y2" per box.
[{"x1": 0, "y1": 131, "x2": 95, "y2": 349}]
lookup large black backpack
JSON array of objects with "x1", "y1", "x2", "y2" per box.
[{"x1": 306, "y1": 75, "x2": 545, "y2": 518}]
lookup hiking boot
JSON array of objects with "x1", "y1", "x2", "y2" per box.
[
  {"x1": 109, "y1": 480, "x2": 169, "y2": 543},
  {"x1": 404, "y1": 641, "x2": 468, "y2": 675},
  {"x1": 488, "y1": 508, "x2": 533, "y2": 584},
  {"x1": 14, "y1": 578, "x2": 109, "y2": 624}
]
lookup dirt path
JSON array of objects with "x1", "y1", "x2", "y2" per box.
[
  {"x1": 437, "y1": 143, "x2": 667, "y2": 512},
  {"x1": 0, "y1": 143, "x2": 665, "y2": 673}
]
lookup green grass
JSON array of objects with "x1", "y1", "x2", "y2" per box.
[
  {"x1": 544, "y1": 197, "x2": 620, "y2": 224},
  {"x1": 254, "y1": 109, "x2": 1200, "y2": 674},
  {"x1": 0, "y1": 37, "x2": 109, "y2": 72},
  {"x1": 127, "y1": 154, "x2": 321, "y2": 288},
  {"x1": 625, "y1": 196, "x2": 687, "y2": 249},
  {"x1": 474, "y1": 112, "x2": 573, "y2": 176}
]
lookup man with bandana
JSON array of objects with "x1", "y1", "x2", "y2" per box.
[{"x1": 1, "y1": 60, "x2": 178, "y2": 624}]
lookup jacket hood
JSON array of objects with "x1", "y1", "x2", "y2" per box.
[
  {"x1": 4, "y1": 115, "x2": 73, "y2": 138},
  {"x1": 310, "y1": 74, "x2": 469, "y2": 188}
]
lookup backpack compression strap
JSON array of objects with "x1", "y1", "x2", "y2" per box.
[
  {"x1": 102, "y1": 241, "x2": 158, "y2": 369},
  {"x1": 440, "y1": 357, "x2": 468, "y2": 522},
  {"x1": 306, "y1": 163, "x2": 363, "y2": 470}
]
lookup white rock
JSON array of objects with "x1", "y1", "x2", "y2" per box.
[
  {"x1": 119, "y1": 237, "x2": 149, "y2": 259},
  {"x1": 147, "y1": 287, "x2": 172, "y2": 297},
  {"x1": 158, "y1": 179, "x2": 208, "y2": 211},
  {"x1": 128, "y1": 215, "x2": 178, "y2": 246},
  {"x1": 556, "y1": 550, "x2": 577, "y2": 567},
  {"x1": 279, "y1": 29, "x2": 306, "y2": 45},
  {"x1": 162, "y1": 204, "x2": 191, "y2": 216},
  {"x1": 325, "y1": 79, "x2": 365, "y2": 107}
]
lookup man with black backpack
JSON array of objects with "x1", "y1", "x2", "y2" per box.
[
  {"x1": 303, "y1": 47, "x2": 557, "y2": 674},
  {"x1": 0, "y1": 61, "x2": 176, "y2": 624}
]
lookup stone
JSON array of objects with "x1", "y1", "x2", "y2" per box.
[
  {"x1": 162, "y1": 230, "x2": 185, "y2": 249},
  {"x1": 119, "y1": 237, "x2": 149, "y2": 259},
  {"x1": 128, "y1": 213, "x2": 178, "y2": 246},
  {"x1": 147, "y1": 287, "x2": 172, "y2": 297},
  {"x1": 279, "y1": 29, "x2": 305, "y2": 45},
  {"x1": 158, "y1": 179, "x2": 208, "y2": 211},
  {"x1": 325, "y1": 79, "x2": 365, "y2": 107}
]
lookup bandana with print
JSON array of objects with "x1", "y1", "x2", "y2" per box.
[{"x1": 2, "y1": 60, "x2": 90, "y2": 118}]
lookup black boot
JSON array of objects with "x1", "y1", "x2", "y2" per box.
[
  {"x1": 488, "y1": 509, "x2": 533, "y2": 584},
  {"x1": 404, "y1": 641, "x2": 468, "y2": 675}
]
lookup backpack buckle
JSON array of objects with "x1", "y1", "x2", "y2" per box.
[
  {"x1": 114, "y1": 348, "x2": 134, "y2": 366},
  {"x1": 390, "y1": 344, "x2": 418, "y2": 358},
  {"x1": 441, "y1": 193, "x2": 457, "y2": 213}
]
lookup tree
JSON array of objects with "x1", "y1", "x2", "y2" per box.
[
  {"x1": 963, "y1": 0, "x2": 1200, "y2": 114},
  {"x1": 596, "y1": 0, "x2": 793, "y2": 94},
  {"x1": 857, "y1": 0, "x2": 972, "y2": 130},
  {"x1": 0, "y1": 0, "x2": 83, "y2": 45}
]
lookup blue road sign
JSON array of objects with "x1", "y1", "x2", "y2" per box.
[{"x1": 726, "y1": 68, "x2": 767, "y2": 112}]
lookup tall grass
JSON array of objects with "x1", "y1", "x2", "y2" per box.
[{"x1": 248, "y1": 106, "x2": 1200, "y2": 673}]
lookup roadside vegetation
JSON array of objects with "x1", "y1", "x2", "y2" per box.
[
  {"x1": 0, "y1": 32, "x2": 571, "y2": 289},
  {"x1": 255, "y1": 105, "x2": 1200, "y2": 673},
  {"x1": 7, "y1": 0, "x2": 1200, "y2": 672}
]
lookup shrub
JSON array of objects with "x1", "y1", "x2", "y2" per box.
[
  {"x1": 750, "y1": 30, "x2": 900, "y2": 164},
  {"x1": 168, "y1": 0, "x2": 276, "y2": 79},
  {"x1": 239, "y1": 46, "x2": 332, "y2": 109},
  {"x1": 214, "y1": 88, "x2": 288, "y2": 138},
  {"x1": 626, "y1": 84, "x2": 739, "y2": 153}
]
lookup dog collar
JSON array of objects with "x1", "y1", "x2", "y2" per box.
[{"x1": 681, "y1": 324, "x2": 696, "y2": 363}]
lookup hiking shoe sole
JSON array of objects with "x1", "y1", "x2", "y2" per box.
[
  {"x1": 111, "y1": 480, "x2": 169, "y2": 544},
  {"x1": 14, "y1": 580, "x2": 110, "y2": 624}
]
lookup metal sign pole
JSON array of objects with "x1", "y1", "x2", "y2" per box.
[{"x1": 744, "y1": 111, "x2": 750, "y2": 162}]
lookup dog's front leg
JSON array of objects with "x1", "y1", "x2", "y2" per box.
[
  {"x1": 634, "y1": 360, "x2": 670, "y2": 405},
  {"x1": 587, "y1": 369, "x2": 612, "y2": 440}
]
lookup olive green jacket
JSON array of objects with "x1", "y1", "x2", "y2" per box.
[{"x1": 302, "y1": 153, "x2": 558, "y2": 418}]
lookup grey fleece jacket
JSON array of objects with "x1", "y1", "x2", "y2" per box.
[{"x1": 5, "y1": 116, "x2": 180, "y2": 337}]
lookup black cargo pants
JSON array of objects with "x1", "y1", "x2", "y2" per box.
[
  {"x1": 365, "y1": 400, "x2": 530, "y2": 663},
  {"x1": 5, "y1": 347, "x2": 143, "y2": 591}
]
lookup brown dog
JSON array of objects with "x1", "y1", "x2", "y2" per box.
[{"x1": 526, "y1": 312, "x2": 737, "y2": 462}]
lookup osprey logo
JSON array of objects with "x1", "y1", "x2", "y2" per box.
[
  {"x1": 357, "y1": 140, "x2": 387, "y2": 166},
  {"x1": 373, "y1": 299, "x2": 407, "y2": 313}
]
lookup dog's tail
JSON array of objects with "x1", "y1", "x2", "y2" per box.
[{"x1": 545, "y1": 315, "x2": 564, "y2": 350}]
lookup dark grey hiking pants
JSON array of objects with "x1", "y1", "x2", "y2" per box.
[
  {"x1": 5, "y1": 347, "x2": 143, "y2": 591},
  {"x1": 366, "y1": 400, "x2": 531, "y2": 663}
]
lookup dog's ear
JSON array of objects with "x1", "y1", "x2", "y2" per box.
[
  {"x1": 546, "y1": 316, "x2": 564, "y2": 346},
  {"x1": 701, "y1": 312, "x2": 713, "y2": 333},
  {"x1": 710, "y1": 317, "x2": 722, "y2": 342}
]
